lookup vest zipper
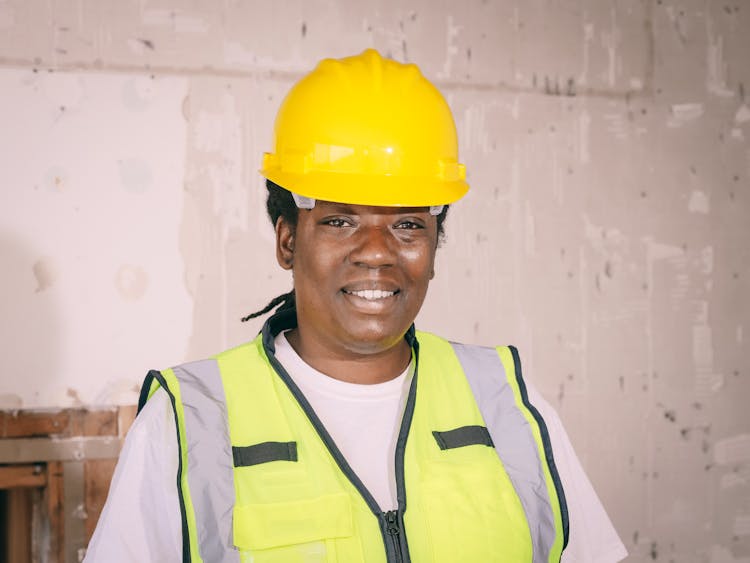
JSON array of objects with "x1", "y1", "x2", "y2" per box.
[
  {"x1": 382, "y1": 510, "x2": 406, "y2": 563},
  {"x1": 262, "y1": 316, "x2": 419, "y2": 563}
]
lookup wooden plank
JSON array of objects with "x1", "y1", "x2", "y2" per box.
[
  {"x1": 0, "y1": 407, "x2": 134, "y2": 561},
  {"x1": 0, "y1": 464, "x2": 46, "y2": 489},
  {"x1": 0, "y1": 437, "x2": 123, "y2": 464},
  {"x1": 31, "y1": 487, "x2": 44, "y2": 563},
  {"x1": 0, "y1": 409, "x2": 119, "y2": 439},
  {"x1": 8, "y1": 487, "x2": 33, "y2": 563},
  {"x1": 63, "y1": 461, "x2": 86, "y2": 563},
  {"x1": 0, "y1": 411, "x2": 70, "y2": 439},
  {"x1": 81, "y1": 410, "x2": 118, "y2": 438},
  {"x1": 83, "y1": 459, "x2": 117, "y2": 543},
  {"x1": 117, "y1": 405, "x2": 138, "y2": 437},
  {"x1": 45, "y1": 461, "x2": 65, "y2": 563}
]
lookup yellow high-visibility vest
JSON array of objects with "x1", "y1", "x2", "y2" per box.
[{"x1": 139, "y1": 309, "x2": 568, "y2": 563}]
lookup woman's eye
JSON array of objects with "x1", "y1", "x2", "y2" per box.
[
  {"x1": 394, "y1": 220, "x2": 424, "y2": 230},
  {"x1": 323, "y1": 218, "x2": 351, "y2": 228}
]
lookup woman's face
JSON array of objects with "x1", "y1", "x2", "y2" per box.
[{"x1": 276, "y1": 201, "x2": 438, "y2": 359}]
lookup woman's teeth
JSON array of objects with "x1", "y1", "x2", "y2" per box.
[{"x1": 346, "y1": 289, "x2": 396, "y2": 300}]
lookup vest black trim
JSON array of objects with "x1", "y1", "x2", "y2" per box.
[
  {"x1": 138, "y1": 369, "x2": 192, "y2": 563},
  {"x1": 260, "y1": 308, "x2": 415, "y2": 563},
  {"x1": 509, "y1": 346, "x2": 570, "y2": 549}
]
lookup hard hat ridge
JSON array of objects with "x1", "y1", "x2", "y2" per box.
[{"x1": 260, "y1": 49, "x2": 469, "y2": 208}]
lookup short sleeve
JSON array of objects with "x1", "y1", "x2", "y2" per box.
[
  {"x1": 83, "y1": 389, "x2": 182, "y2": 562},
  {"x1": 525, "y1": 382, "x2": 629, "y2": 563}
]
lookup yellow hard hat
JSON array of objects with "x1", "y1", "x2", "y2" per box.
[{"x1": 261, "y1": 49, "x2": 468, "y2": 208}]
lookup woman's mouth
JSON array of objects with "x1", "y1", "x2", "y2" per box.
[{"x1": 342, "y1": 288, "x2": 398, "y2": 300}]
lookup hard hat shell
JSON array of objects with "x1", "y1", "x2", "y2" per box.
[{"x1": 261, "y1": 49, "x2": 469, "y2": 207}]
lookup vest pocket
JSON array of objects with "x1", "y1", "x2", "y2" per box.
[
  {"x1": 233, "y1": 493, "x2": 353, "y2": 562},
  {"x1": 421, "y1": 465, "x2": 532, "y2": 562}
]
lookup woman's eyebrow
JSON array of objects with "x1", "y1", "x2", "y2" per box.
[
  {"x1": 319, "y1": 202, "x2": 358, "y2": 214},
  {"x1": 319, "y1": 203, "x2": 430, "y2": 216}
]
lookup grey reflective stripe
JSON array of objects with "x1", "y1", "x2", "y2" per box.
[
  {"x1": 450, "y1": 342, "x2": 558, "y2": 563},
  {"x1": 233, "y1": 441, "x2": 298, "y2": 467},
  {"x1": 432, "y1": 425, "x2": 494, "y2": 450},
  {"x1": 173, "y1": 360, "x2": 239, "y2": 563}
]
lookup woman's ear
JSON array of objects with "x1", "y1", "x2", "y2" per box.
[{"x1": 275, "y1": 217, "x2": 295, "y2": 270}]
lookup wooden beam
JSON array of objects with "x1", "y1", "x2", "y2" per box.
[
  {"x1": 0, "y1": 409, "x2": 119, "y2": 439},
  {"x1": 63, "y1": 461, "x2": 86, "y2": 563},
  {"x1": 45, "y1": 461, "x2": 65, "y2": 563},
  {"x1": 0, "y1": 464, "x2": 46, "y2": 489},
  {"x1": 84, "y1": 459, "x2": 117, "y2": 543},
  {"x1": 0, "y1": 437, "x2": 123, "y2": 464},
  {"x1": 7, "y1": 488, "x2": 33, "y2": 563},
  {"x1": 117, "y1": 405, "x2": 138, "y2": 437},
  {"x1": 0, "y1": 411, "x2": 70, "y2": 439},
  {"x1": 0, "y1": 406, "x2": 137, "y2": 562},
  {"x1": 81, "y1": 410, "x2": 118, "y2": 438}
]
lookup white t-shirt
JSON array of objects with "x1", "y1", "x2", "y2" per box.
[
  {"x1": 275, "y1": 331, "x2": 411, "y2": 510},
  {"x1": 84, "y1": 334, "x2": 628, "y2": 562}
]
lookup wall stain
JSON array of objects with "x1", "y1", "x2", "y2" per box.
[
  {"x1": 114, "y1": 264, "x2": 149, "y2": 301},
  {"x1": 534, "y1": 75, "x2": 578, "y2": 97},
  {"x1": 0, "y1": 393, "x2": 23, "y2": 409},
  {"x1": 138, "y1": 38, "x2": 155, "y2": 50},
  {"x1": 66, "y1": 387, "x2": 83, "y2": 406},
  {"x1": 118, "y1": 158, "x2": 153, "y2": 193},
  {"x1": 650, "y1": 541, "x2": 659, "y2": 559},
  {"x1": 181, "y1": 94, "x2": 190, "y2": 121},
  {"x1": 33, "y1": 257, "x2": 57, "y2": 293}
]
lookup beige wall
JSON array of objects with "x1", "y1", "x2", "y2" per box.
[{"x1": 1, "y1": 1, "x2": 748, "y2": 561}]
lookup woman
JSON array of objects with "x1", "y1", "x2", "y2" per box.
[{"x1": 86, "y1": 50, "x2": 626, "y2": 562}]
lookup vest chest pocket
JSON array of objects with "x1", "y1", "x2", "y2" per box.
[
  {"x1": 233, "y1": 493, "x2": 354, "y2": 563},
  {"x1": 418, "y1": 428, "x2": 533, "y2": 563}
]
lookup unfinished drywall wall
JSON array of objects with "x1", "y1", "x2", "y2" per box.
[
  {"x1": 0, "y1": 68, "x2": 192, "y2": 407},
  {"x1": 0, "y1": 1, "x2": 747, "y2": 561}
]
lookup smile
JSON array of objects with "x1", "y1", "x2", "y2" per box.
[{"x1": 342, "y1": 289, "x2": 398, "y2": 300}]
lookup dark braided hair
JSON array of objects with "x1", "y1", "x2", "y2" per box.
[
  {"x1": 241, "y1": 179, "x2": 450, "y2": 321},
  {"x1": 240, "y1": 290, "x2": 296, "y2": 322}
]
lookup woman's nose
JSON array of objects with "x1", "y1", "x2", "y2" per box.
[{"x1": 348, "y1": 225, "x2": 397, "y2": 269}]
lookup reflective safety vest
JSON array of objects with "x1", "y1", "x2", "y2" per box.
[{"x1": 138, "y1": 309, "x2": 568, "y2": 563}]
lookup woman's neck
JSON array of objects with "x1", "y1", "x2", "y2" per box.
[{"x1": 283, "y1": 328, "x2": 412, "y2": 385}]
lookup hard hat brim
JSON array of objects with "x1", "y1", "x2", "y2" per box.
[{"x1": 260, "y1": 169, "x2": 469, "y2": 208}]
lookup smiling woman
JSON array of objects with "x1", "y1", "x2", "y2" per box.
[
  {"x1": 85, "y1": 50, "x2": 627, "y2": 563},
  {"x1": 277, "y1": 200, "x2": 437, "y2": 382}
]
